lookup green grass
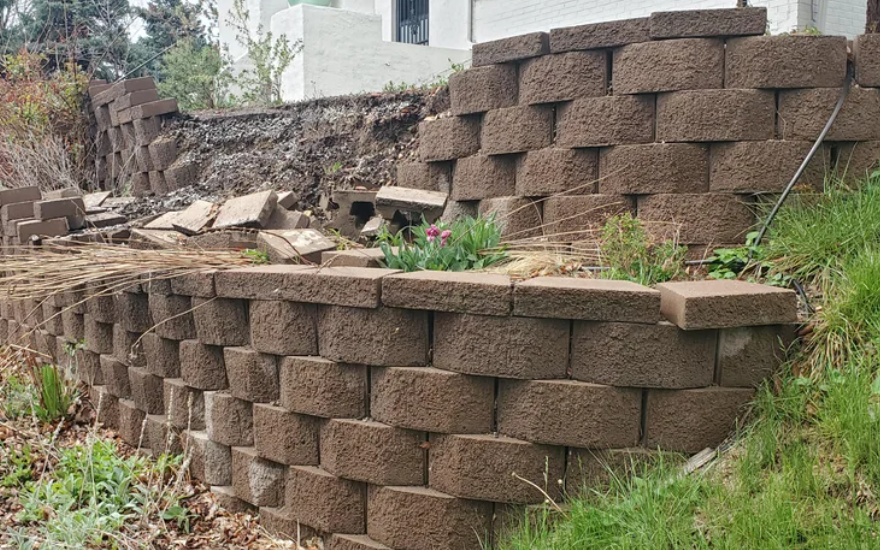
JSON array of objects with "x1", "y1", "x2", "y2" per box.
[{"x1": 497, "y1": 176, "x2": 880, "y2": 550}]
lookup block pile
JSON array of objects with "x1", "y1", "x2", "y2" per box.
[
  {"x1": 397, "y1": 7, "x2": 880, "y2": 256},
  {"x1": 3, "y1": 266, "x2": 797, "y2": 549},
  {"x1": 88, "y1": 77, "x2": 196, "y2": 195}
]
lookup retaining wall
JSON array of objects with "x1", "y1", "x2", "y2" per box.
[{"x1": 1, "y1": 267, "x2": 797, "y2": 549}]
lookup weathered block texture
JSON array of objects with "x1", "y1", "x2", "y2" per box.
[
  {"x1": 542, "y1": 195, "x2": 634, "y2": 241},
  {"x1": 192, "y1": 297, "x2": 248, "y2": 346},
  {"x1": 382, "y1": 271, "x2": 511, "y2": 316},
  {"x1": 613, "y1": 38, "x2": 724, "y2": 94},
  {"x1": 253, "y1": 404, "x2": 319, "y2": 465},
  {"x1": 854, "y1": 34, "x2": 880, "y2": 88},
  {"x1": 557, "y1": 96, "x2": 655, "y2": 147},
  {"x1": 656, "y1": 89, "x2": 776, "y2": 142},
  {"x1": 516, "y1": 148, "x2": 598, "y2": 197},
  {"x1": 472, "y1": 32, "x2": 549, "y2": 66},
  {"x1": 726, "y1": 35, "x2": 847, "y2": 89},
  {"x1": 657, "y1": 280, "x2": 798, "y2": 330},
  {"x1": 637, "y1": 194, "x2": 755, "y2": 244},
  {"x1": 551, "y1": 18, "x2": 651, "y2": 52},
  {"x1": 519, "y1": 51, "x2": 607, "y2": 104},
  {"x1": 419, "y1": 117, "x2": 481, "y2": 162},
  {"x1": 320, "y1": 419, "x2": 425, "y2": 486},
  {"x1": 318, "y1": 306, "x2": 429, "y2": 367},
  {"x1": 778, "y1": 88, "x2": 880, "y2": 141},
  {"x1": 205, "y1": 391, "x2": 253, "y2": 447},
  {"x1": 223, "y1": 347, "x2": 279, "y2": 403},
  {"x1": 180, "y1": 340, "x2": 227, "y2": 390},
  {"x1": 450, "y1": 154, "x2": 516, "y2": 201},
  {"x1": 449, "y1": 65, "x2": 518, "y2": 116},
  {"x1": 163, "y1": 378, "x2": 205, "y2": 429},
  {"x1": 481, "y1": 106, "x2": 553, "y2": 155},
  {"x1": 231, "y1": 446, "x2": 285, "y2": 507},
  {"x1": 478, "y1": 196, "x2": 542, "y2": 240},
  {"x1": 718, "y1": 325, "x2": 795, "y2": 387},
  {"x1": 649, "y1": 7, "x2": 767, "y2": 38},
  {"x1": 249, "y1": 300, "x2": 317, "y2": 356},
  {"x1": 514, "y1": 277, "x2": 659, "y2": 323},
  {"x1": 709, "y1": 141, "x2": 825, "y2": 193},
  {"x1": 286, "y1": 466, "x2": 365, "y2": 534},
  {"x1": 599, "y1": 143, "x2": 708, "y2": 195}
]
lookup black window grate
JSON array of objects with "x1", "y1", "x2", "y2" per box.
[{"x1": 396, "y1": 0, "x2": 429, "y2": 45}]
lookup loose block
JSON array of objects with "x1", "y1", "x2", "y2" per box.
[
  {"x1": 649, "y1": 7, "x2": 767, "y2": 38},
  {"x1": 213, "y1": 190, "x2": 277, "y2": 229},
  {"x1": 657, "y1": 89, "x2": 776, "y2": 142},
  {"x1": 191, "y1": 297, "x2": 248, "y2": 346},
  {"x1": 286, "y1": 466, "x2": 365, "y2": 534},
  {"x1": 599, "y1": 143, "x2": 708, "y2": 194},
  {"x1": 84, "y1": 315, "x2": 114, "y2": 354},
  {"x1": 371, "y1": 367, "x2": 494, "y2": 433},
  {"x1": 656, "y1": 280, "x2": 798, "y2": 330},
  {"x1": 481, "y1": 105, "x2": 553, "y2": 155},
  {"x1": 280, "y1": 356, "x2": 366, "y2": 419},
  {"x1": 718, "y1": 325, "x2": 795, "y2": 387},
  {"x1": 253, "y1": 404, "x2": 319, "y2": 465},
  {"x1": 519, "y1": 51, "x2": 606, "y2": 104},
  {"x1": 449, "y1": 64, "x2": 518, "y2": 116},
  {"x1": 231, "y1": 446, "x2": 285, "y2": 507},
  {"x1": 179, "y1": 340, "x2": 227, "y2": 390},
  {"x1": 117, "y1": 399, "x2": 146, "y2": 447},
  {"x1": 115, "y1": 292, "x2": 152, "y2": 332},
  {"x1": 550, "y1": 18, "x2": 650, "y2": 52},
  {"x1": 148, "y1": 293, "x2": 195, "y2": 340},
  {"x1": 516, "y1": 148, "x2": 598, "y2": 197},
  {"x1": 223, "y1": 347, "x2": 279, "y2": 403},
  {"x1": 497, "y1": 379, "x2": 641, "y2": 448},
  {"x1": 855, "y1": 34, "x2": 880, "y2": 88},
  {"x1": 367, "y1": 486, "x2": 492, "y2": 550},
  {"x1": 556, "y1": 96, "x2": 655, "y2": 148},
  {"x1": 187, "y1": 431, "x2": 231, "y2": 485},
  {"x1": 322, "y1": 248, "x2": 388, "y2": 268},
  {"x1": 141, "y1": 333, "x2": 180, "y2": 377},
  {"x1": 429, "y1": 434, "x2": 565, "y2": 504},
  {"x1": 381, "y1": 271, "x2": 511, "y2": 316},
  {"x1": 0, "y1": 186, "x2": 40, "y2": 207},
  {"x1": 726, "y1": 36, "x2": 847, "y2": 89},
  {"x1": 637, "y1": 194, "x2": 755, "y2": 244},
  {"x1": 778, "y1": 87, "x2": 880, "y2": 141},
  {"x1": 163, "y1": 378, "x2": 205, "y2": 430},
  {"x1": 418, "y1": 117, "x2": 481, "y2": 162},
  {"x1": 100, "y1": 355, "x2": 130, "y2": 398},
  {"x1": 249, "y1": 300, "x2": 317, "y2": 355},
  {"x1": 317, "y1": 306, "x2": 429, "y2": 367},
  {"x1": 128, "y1": 366, "x2": 164, "y2": 415},
  {"x1": 396, "y1": 161, "x2": 451, "y2": 193},
  {"x1": 450, "y1": 154, "x2": 515, "y2": 201},
  {"x1": 320, "y1": 419, "x2": 424, "y2": 486},
  {"x1": 572, "y1": 321, "x2": 716, "y2": 388},
  {"x1": 433, "y1": 312, "x2": 569, "y2": 379},
  {"x1": 542, "y1": 195, "x2": 634, "y2": 241},
  {"x1": 205, "y1": 391, "x2": 253, "y2": 446},
  {"x1": 472, "y1": 31, "x2": 549, "y2": 66},
  {"x1": 645, "y1": 387, "x2": 755, "y2": 453},
  {"x1": 513, "y1": 277, "x2": 660, "y2": 323},
  {"x1": 478, "y1": 196, "x2": 543, "y2": 240},
  {"x1": 613, "y1": 38, "x2": 723, "y2": 94},
  {"x1": 709, "y1": 141, "x2": 825, "y2": 193},
  {"x1": 17, "y1": 218, "x2": 68, "y2": 243}
]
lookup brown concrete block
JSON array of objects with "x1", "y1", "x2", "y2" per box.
[
  {"x1": 328, "y1": 535, "x2": 392, "y2": 550},
  {"x1": 148, "y1": 293, "x2": 195, "y2": 340},
  {"x1": 286, "y1": 466, "x2": 365, "y2": 534},
  {"x1": 718, "y1": 325, "x2": 795, "y2": 387},
  {"x1": 170, "y1": 271, "x2": 216, "y2": 298},
  {"x1": 367, "y1": 486, "x2": 492, "y2": 550},
  {"x1": 429, "y1": 433, "x2": 565, "y2": 504},
  {"x1": 726, "y1": 35, "x2": 847, "y2": 89},
  {"x1": 551, "y1": 17, "x2": 650, "y2": 52},
  {"x1": 709, "y1": 141, "x2": 826, "y2": 193},
  {"x1": 396, "y1": 161, "x2": 452, "y2": 193},
  {"x1": 164, "y1": 162, "x2": 199, "y2": 190},
  {"x1": 17, "y1": 218, "x2": 69, "y2": 243},
  {"x1": 76, "y1": 349, "x2": 103, "y2": 385},
  {"x1": 179, "y1": 340, "x2": 227, "y2": 390},
  {"x1": 498, "y1": 379, "x2": 641, "y2": 448},
  {"x1": 542, "y1": 195, "x2": 634, "y2": 241},
  {"x1": 213, "y1": 265, "x2": 312, "y2": 299},
  {"x1": 61, "y1": 309, "x2": 84, "y2": 341},
  {"x1": 148, "y1": 171, "x2": 167, "y2": 195},
  {"x1": 249, "y1": 300, "x2": 317, "y2": 355},
  {"x1": 519, "y1": 51, "x2": 606, "y2": 104},
  {"x1": 478, "y1": 196, "x2": 542, "y2": 240},
  {"x1": 148, "y1": 137, "x2": 177, "y2": 171},
  {"x1": 657, "y1": 89, "x2": 776, "y2": 142},
  {"x1": 84, "y1": 314, "x2": 113, "y2": 354},
  {"x1": 371, "y1": 366, "x2": 494, "y2": 433},
  {"x1": 92, "y1": 77, "x2": 155, "y2": 107},
  {"x1": 211, "y1": 485, "x2": 255, "y2": 514},
  {"x1": 91, "y1": 385, "x2": 119, "y2": 429},
  {"x1": 280, "y1": 356, "x2": 366, "y2": 418},
  {"x1": 472, "y1": 31, "x2": 549, "y2": 66},
  {"x1": 0, "y1": 186, "x2": 40, "y2": 207},
  {"x1": 214, "y1": 190, "x2": 277, "y2": 229},
  {"x1": 141, "y1": 332, "x2": 179, "y2": 377},
  {"x1": 855, "y1": 34, "x2": 880, "y2": 87},
  {"x1": 649, "y1": 7, "x2": 767, "y2": 38},
  {"x1": 191, "y1": 297, "x2": 248, "y2": 346},
  {"x1": 187, "y1": 430, "x2": 231, "y2": 485},
  {"x1": 566, "y1": 448, "x2": 662, "y2": 495},
  {"x1": 135, "y1": 146, "x2": 154, "y2": 172},
  {"x1": 645, "y1": 387, "x2": 755, "y2": 453},
  {"x1": 117, "y1": 398, "x2": 146, "y2": 447},
  {"x1": 382, "y1": 271, "x2": 511, "y2": 315},
  {"x1": 834, "y1": 141, "x2": 880, "y2": 181},
  {"x1": 572, "y1": 321, "x2": 716, "y2": 387},
  {"x1": 419, "y1": 117, "x2": 481, "y2": 162},
  {"x1": 223, "y1": 347, "x2": 279, "y2": 403},
  {"x1": 321, "y1": 248, "x2": 387, "y2": 268},
  {"x1": 260, "y1": 507, "x2": 319, "y2": 540},
  {"x1": 1, "y1": 201, "x2": 34, "y2": 227},
  {"x1": 253, "y1": 403, "x2": 319, "y2": 465},
  {"x1": 513, "y1": 277, "x2": 660, "y2": 323},
  {"x1": 433, "y1": 312, "x2": 569, "y2": 379},
  {"x1": 481, "y1": 105, "x2": 553, "y2": 155},
  {"x1": 778, "y1": 87, "x2": 880, "y2": 141},
  {"x1": 557, "y1": 96, "x2": 654, "y2": 148},
  {"x1": 317, "y1": 306, "x2": 428, "y2": 367},
  {"x1": 145, "y1": 414, "x2": 183, "y2": 456},
  {"x1": 614, "y1": 38, "x2": 723, "y2": 94},
  {"x1": 128, "y1": 366, "x2": 164, "y2": 414},
  {"x1": 516, "y1": 148, "x2": 598, "y2": 197},
  {"x1": 115, "y1": 291, "x2": 152, "y2": 332},
  {"x1": 599, "y1": 143, "x2": 708, "y2": 194},
  {"x1": 163, "y1": 377, "x2": 205, "y2": 430},
  {"x1": 205, "y1": 391, "x2": 253, "y2": 446},
  {"x1": 85, "y1": 288, "x2": 116, "y2": 324},
  {"x1": 449, "y1": 64, "x2": 517, "y2": 116},
  {"x1": 320, "y1": 419, "x2": 424, "y2": 486},
  {"x1": 656, "y1": 280, "x2": 798, "y2": 330},
  {"x1": 637, "y1": 194, "x2": 756, "y2": 244},
  {"x1": 133, "y1": 116, "x2": 160, "y2": 146},
  {"x1": 450, "y1": 154, "x2": 515, "y2": 201},
  {"x1": 231, "y1": 446, "x2": 285, "y2": 507}
]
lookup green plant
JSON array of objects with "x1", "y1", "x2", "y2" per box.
[
  {"x1": 241, "y1": 248, "x2": 271, "y2": 265},
  {"x1": 597, "y1": 213, "x2": 687, "y2": 286},
  {"x1": 31, "y1": 363, "x2": 77, "y2": 423},
  {"x1": 158, "y1": 38, "x2": 230, "y2": 110},
  {"x1": 1, "y1": 444, "x2": 35, "y2": 488},
  {"x1": 378, "y1": 215, "x2": 507, "y2": 272},
  {"x1": 62, "y1": 339, "x2": 85, "y2": 357},
  {"x1": 324, "y1": 161, "x2": 343, "y2": 175},
  {"x1": 0, "y1": 375, "x2": 39, "y2": 420}
]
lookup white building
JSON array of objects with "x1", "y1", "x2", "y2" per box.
[{"x1": 218, "y1": 0, "x2": 868, "y2": 102}]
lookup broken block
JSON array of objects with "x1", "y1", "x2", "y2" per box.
[
  {"x1": 375, "y1": 187, "x2": 447, "y2": 223},
  {"x1": 256, "y1": 229, "x2": 336, "y2": 264},
  {"x1": 170, "y1": 200, "x2": 215, "y2": 235},
  {"x1": 213, "y1": 191, "x2": 278, "y2": 229}
]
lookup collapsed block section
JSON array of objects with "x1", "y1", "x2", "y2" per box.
[
  {"x1": 253, "y1": 403, "x2": 319, "y2": 465},
  {"x1": 656, "y1": 280, "x2": 798, "y2": 330},
  {"x1": 286, "y1": 466, "x2": 365, "y2": 534},
  {"x1": 514, "y1": 277, "x2": 660, "y2": 323},
  {"x1": 280, "y1": 356, "x2": 367, "y2": 419},
  {"x1": 317, "y1": 306, "x2": 429, "y2": 367},
  {"x1": 613, "y1": 38, "x2": 723, "y2": 94},
  {"x1": 497, "y1": 379, "x2": 642, "y2": 448},
  {"x1": 180, "y1": 340, "x2": 227, "y2": 390},
  {"x1": 516, "y1": 148, "x2": 598, "y2": 197},
  {"x1": 556, "y1": 96, "x2": 655, "y2": 148},
  {"x1": 429, "y1": 434, "x2": 565, "y2": 504},
  {"x1": 481, "y1": 106, "x2": 553, "y2": 155},
  {"x1": 599, "y1": 143, "x2": 709, "y2": 195},
  {"x1": 249, "y1": 300, "x2": 317, "y2": 355},
  {"x1": 382, "y1": 271, "x2": 511, "y2": 316},
  {"x1": 320, "y1": 419, "x2": 425, "y2": 486},
  {"x1": 449, "y1": 64, "x2": 518, "y2": 116},
  {"x1": 519, "y1": 51, "x2": 606, "y2": 104},
  {"x1": 223, "y1": 347, "x2": 279, "y2": 403},
  {"x1": 725, "y1": 35, "x2": 847, "y2": 89},
  {"x1": 657, "y1": 89, "x2": 776, "y2": 142},
  {"x1": 206, "y1": 391, "x2": 253, "y2": 447},
  {"x1": 433, "y1": 312, "x2": 569, "y2": 379},
  {"x1": 231, "y1": 446, "x2": 285, "y2": 507},
  {"x1": 192, "y1": 297, "x2": 248, "y2": 346}
]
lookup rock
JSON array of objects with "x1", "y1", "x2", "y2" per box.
[{"x1": 360, "y1": 216, "x2": 386, "y2": 238}]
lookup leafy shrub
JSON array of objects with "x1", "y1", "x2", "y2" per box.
[
  {"x1": 158, "y1": 38, "x2": 230, "y2": 111},
  {"x1": 597, "y1": 213, "x2": 687, "y2": 286},
  {"x1": 378, "y1": 216, "x2": 507, "y2": 272}
]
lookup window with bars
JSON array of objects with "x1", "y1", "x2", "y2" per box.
[{"x1": 396, "y1": 0, "x2": 429, "y2": 45}]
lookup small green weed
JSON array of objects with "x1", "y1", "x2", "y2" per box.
[
  {"x1": 324, "y1": 161, "x2": 343, "y2": 175},
  {"x1": 32, "y1": 363, "x2": 76, "y2": 423},
  {"x1": 241, "y1": 248, "x2": 271, "y2": 265},
  {"x1": 597, "y1": 213, "x2": 687, "y2": 286},
  {"x1": 62, "y1": 339, "x2": 85, "y2": 357},
  {"x1": 0, "y1": 375, "x2": 39, "y2": 420},
  {"x1": 1, "y1": 444, "x2": 35, "y2": 488}
]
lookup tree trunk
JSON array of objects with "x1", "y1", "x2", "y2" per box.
[{"x1": 868, "y1": 0, "x2": 880, "y2": 33}]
